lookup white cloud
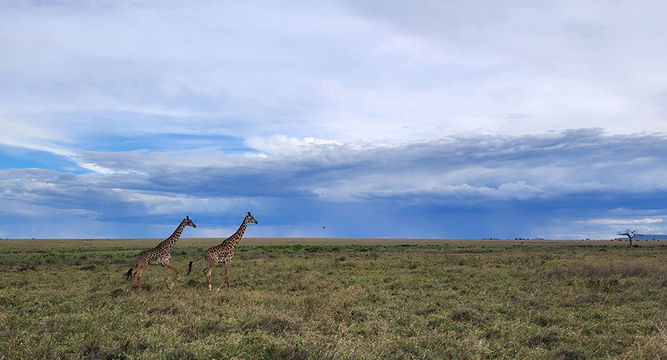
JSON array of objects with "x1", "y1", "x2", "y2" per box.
[
  {"x1": 244, "y1": 135, "x2": 343, "y2": 157},
  {"x1": 584, "y1": 218, "x2": 664, "y2": 225},
  {"x1": 1, "y1": 0, "x2": 667, "y2": 159}
]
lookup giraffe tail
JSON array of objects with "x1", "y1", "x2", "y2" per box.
[
  {"x1": 187, "y1": 261, "x2": 194, "y2": 276},
  {"x1": 126, "y1": 267, "x2": 134, "y2": 281}
]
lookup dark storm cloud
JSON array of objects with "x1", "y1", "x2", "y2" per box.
[{"x1": 2, "y1": 130, "x2": 666, "y2": 238}]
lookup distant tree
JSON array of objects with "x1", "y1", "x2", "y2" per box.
[{"x1": 618, "y1": 229, "x2": 640, "y2": 247}]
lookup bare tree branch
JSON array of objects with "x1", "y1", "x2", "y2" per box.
[{"x1": 617, "y1": 229, "x2": 641, "y2": 247}]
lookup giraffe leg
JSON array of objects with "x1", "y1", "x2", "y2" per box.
[
  {"x1": 129, "y1": 265, "x2": 139, "y2": 290},
  {"x1": 135, "y1": 271, "x2": 142, "y2": 290},
  {"x1": 203, "y1": 265, "x2": 214, "y2": 292},
  {"x1": 162, "y1": 265, "x2": 172, "y2": 289},
  {"x1": 219, "y1": 263, "x2": 230, "y2": 290},
  {"x1": 134, "y1": 264, "x2": 147, "y2": 290},
  {"x1": 164, "y1": 263, "x2": 180, "y2": 289}
]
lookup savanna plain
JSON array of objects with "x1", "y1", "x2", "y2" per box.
[{"x1": 1, "y1": 238, "x2": 666, "y2": 359}]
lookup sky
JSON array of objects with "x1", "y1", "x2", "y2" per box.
[{"x1": 1, "y1": 0, "x2": 667, "y2": 239}]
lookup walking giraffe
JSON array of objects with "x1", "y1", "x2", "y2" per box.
[
  {"x1": 187, "y1": 212, "x2": 258, "y2": 291},
  {"x1": 126, "y1": 216, "x2": 197, "y2": 290}
]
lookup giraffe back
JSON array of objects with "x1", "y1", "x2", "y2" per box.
[
  {"x1": 204, "y1": 238, "x2": 237, "y2": 265},
  {"x1": 139, "y1": 246, "x2": 172, "y2": 265}
]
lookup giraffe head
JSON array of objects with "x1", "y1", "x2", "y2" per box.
[
  {"x1": 184, "y1": 216, "x2": 197, "y2": 228},
  {"x1": 245, "y1": 211, "x2": 259, "y2": 224}
]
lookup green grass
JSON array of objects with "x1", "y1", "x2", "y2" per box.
[{"x1": 1, "y1": 238, "x2": 667, "y2": 359}]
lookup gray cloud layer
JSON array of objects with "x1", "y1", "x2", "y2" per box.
[{"x1": 2, "y1": 130, "x2": 666, "y2": 238}]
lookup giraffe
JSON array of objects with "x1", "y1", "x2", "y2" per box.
[
  {"x1": 187, "y1": 212, "x2": 258, "y2": 291},
  {"x1": 126, "y1": 216, "x2": 197, "y2": 290}
]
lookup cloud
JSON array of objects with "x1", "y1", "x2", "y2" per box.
[
  {"x1": 2, "y1": 130, "x2": 667, "y2": 238},
  {"x1": 584, "y1": 218, "x2": 664, "y2": 225},
  {"x1": 1, "y1": 0, "x2": 667, "y2": 159},
  {"x1": 10, "y1": 130, "x2": 667, "y2": 205},
  {"x1": 245, "y1": 135, "x2": 343, "y2": 157}
]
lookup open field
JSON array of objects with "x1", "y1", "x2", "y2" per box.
[{"x1": 1, "y1": 238, "x2": 667, "y2": 359}]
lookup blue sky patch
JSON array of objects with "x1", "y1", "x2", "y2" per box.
[
  {"x1": 78, "y1": 132, "x2": 253, "y2": 154},
  {"x1": 0, "y1": 146, "x2": 87, "y2": 173}
]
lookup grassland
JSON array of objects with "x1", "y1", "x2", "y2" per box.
[{"x1": 1, "y1": 238, "x2": 667, "y2": 359}]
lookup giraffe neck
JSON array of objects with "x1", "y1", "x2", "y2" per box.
[
  {"x1": 221, "y1": 218, "x2": 249, "y2": 250},
  {"x1": 158, "y1": 220, "x2": 187, "y2": 252}
]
